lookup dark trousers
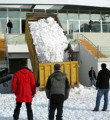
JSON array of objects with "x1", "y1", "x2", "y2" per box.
[
  {"x1": 13, "y1": 102, "x2": 33, "y2": 120},
  {"x1": 8, "y1": 27, "x2": 12, "y2": 33},
  {"x1": 95, "y1": 89, "x2": 109, "y2": 110},
  {"x1": 49, "y1": 95, "x2": 64, "y2": 120}
]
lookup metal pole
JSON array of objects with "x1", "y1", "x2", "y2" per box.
[
  {"x1": 100, "y1": 19, "x2": 103, "y2": 33},
  {"x1": 67, "y1": 20, "x2": 69, "y2": 35}
]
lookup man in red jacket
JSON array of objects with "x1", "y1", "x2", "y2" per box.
[{"x1": 12, "y1": 60, "x2": 36, "y2": 120}]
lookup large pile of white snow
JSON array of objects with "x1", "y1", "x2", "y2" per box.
[
  {"x1": 0, "y1": 85, "x2": 110, "y2": 120},
  {"x1": 29, "y1": 17, "x2": 69, "y2": 63}
]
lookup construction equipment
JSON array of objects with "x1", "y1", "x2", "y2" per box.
[{"x1": 25, "y1": 13, "x2": 79, "y2": 89}]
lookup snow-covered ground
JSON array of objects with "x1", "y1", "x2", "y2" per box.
[{"x1": 0, "y1": 85, "x2": 110, "y2": 120}]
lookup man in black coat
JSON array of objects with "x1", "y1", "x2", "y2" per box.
[
  {"x1": 88, "y1": 67, "x2": 96, "y2": 86},
  {"x1": 45, "y1": 64, "x2": 70, "y2": 120},
  {"x1": 93, "y1": 63, "x2": 110, "y2": 111},
  {"x1": 7, "y1": 20, "x2": 13, "y2": 33}
]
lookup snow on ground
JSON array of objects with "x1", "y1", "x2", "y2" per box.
[{"x1": 0, "y1": 85, "x2": 110, "y2": 120}]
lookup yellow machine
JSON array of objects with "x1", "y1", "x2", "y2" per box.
[{"x1": 25, "y1": 13, "x2": 79, "y2": 89}]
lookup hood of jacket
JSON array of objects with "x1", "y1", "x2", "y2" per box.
[
  {"x1": 19, "y1": 67, "x2": 31, "y2": 75},
  {"x1": 51, "y1": 71, "x2": 66, "y2": 81}
]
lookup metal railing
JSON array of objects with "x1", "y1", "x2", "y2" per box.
[
  {"x1": 78, "y1": 34, "x2": 97, "y2": 48},
  {"x1": 77, "y1": 33, "x2": 101, "y2": 58}
]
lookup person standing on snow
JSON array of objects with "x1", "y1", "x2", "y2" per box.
[
  {"x1": 12, "y1": 59, "x2": 36, "y2": 120},
  {"x1": 93, "y1": 63, "x2": 110, "y2": 111},
  {"x1": 88, "y1": 67, "x2": 96, "y2": 86},
  {"x1": 45, "y1": 64, "x2": 70, "y2": 120}
]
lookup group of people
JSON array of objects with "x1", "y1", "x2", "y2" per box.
[
  {"x1": 89, "y1": 64, "x2": 110, "y2": 111},
  {"x1": 11, "y1": 60, "x2": 70, "y2": 120},
  {"x1": 11, "y1": 60, "x2": 110, "y2": 120}
]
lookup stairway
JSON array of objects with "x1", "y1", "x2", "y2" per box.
[
  {"x1": 78, "y1": 39, "x2": 107, "y2": 58},
  {"x1": 0, "y1": 38, "x2": 6, "y2": 61}
]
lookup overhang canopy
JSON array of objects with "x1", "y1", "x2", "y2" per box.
[{"x1": 0, "y1": 0, "x2": 109, "y2": 8}]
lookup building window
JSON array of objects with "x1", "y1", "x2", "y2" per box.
[
  {"x1": 102, "y1": 22, "x2": 110, "y2": 32},
  {"x1": 57, "y1": 10, "x2": 67, "y2": 21},
  {"x1": 21, "y1": 9, "x2": 32, "y2": 19},
  {"x1": 80, "y1": 11, "x2": 90, "y2": 20},
  {"x1": 92, "y1": 21, "x2": 101, "y2": 32},
  {"x1": 0, "y1": 19, "x2": 7, "y2": 33},
  {"x1": 0, "y1": 8, "x2": 7, "y2": 18},
  {"x1": 60, "y1": 20, "x2": 67, "y2": 33},
  {"x1": 80, "y1": 21, "x2": 90, "y2": 32},
  {"x1": 10, "y1": 19, "x2": 20, "y2": 34},
  {"x1": 8, "y1": 8, "x2": 20, "y2": 18},
  {"x1": 69, "y1": 21, "x2": 79, "y2": 32},
  {"x1": 91, "y1": 11, "x2": 101, "y2": 20},
  {"x1": 68, "y1": 10, "x2": 79, "y2": 20}
]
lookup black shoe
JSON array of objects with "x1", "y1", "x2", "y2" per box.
[
  {"x1": 92, "y1": 108, "x2": 99, "y2": 111},
  {"x1": 101, "y1": 109, "x2": 106, "y2": 111}
]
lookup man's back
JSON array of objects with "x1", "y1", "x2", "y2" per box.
[
  {"x1": 45, "y1": 64, "x2": 70, "y2": 120},
  {"x1": 7, "y1": 21, "x2": 12, "y2": 28},
  {"x1": 46, "y1": 71, "x2": 70, "y2": 100},
  {"x1": 49, "y1": 72, "x2": 66, "y2": 96},
  {"x1": 96, "y1": 68, "x2": 110, "y2": 89}
]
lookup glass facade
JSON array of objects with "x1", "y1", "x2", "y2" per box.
[
  {"x1": 80, "y1": 11, "x2": 90, "y2": 20},
  {"x1": 0, "y1": 19, "x2": 7, "y2": 33},
  {"x1": 11, "y1": 19, "x2": 20, "y2": 34},
  {"x1": 0, "y1": 8, "x2": 110, "y2": 34},
  {"x1": 68, "y1": 10, "x2": 79, "y2": 20},
  {"x1": 8, "y1": 8, "x2": 20, "y2": 18},
  {"x1": 0, "y1": 8, "x2": 7, "y2": 18},
  {"x1": 91, "y1": 12, "x2": 101, "y2": 20}
]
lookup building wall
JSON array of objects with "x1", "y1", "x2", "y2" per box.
[{"x1": 78, "y1": 43, "x2": 98, "y2": 86}]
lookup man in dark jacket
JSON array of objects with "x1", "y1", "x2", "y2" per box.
[
  {"x1": 12, "y1": 60, "x2": 36, "y2": 120},
  {"x1": 93, "y1": 63, "x2": 110, "y2": 111},
  {"x1": 45, "y1": 64, "x2": 70, "y2": 120},
  {"x1": 88, "y1": 67, "x2": 96, "y2": 86},
  {"x1": 7, "y1": 20, "x2": 13, "y2": 33},
  {"x1": 64, "y1": 43, "x2": 74, "y2": 61}
]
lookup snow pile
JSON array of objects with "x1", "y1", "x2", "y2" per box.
[{"x1": 29, "y1": 17, "x2": 69, "y2": 63}]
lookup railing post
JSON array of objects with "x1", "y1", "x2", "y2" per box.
[
  {"x1": 77, "y1": 33, "x2": 79, "y2": 40},
  {"x1": 97, "y1": 45, "x2": 100, "y2": 58}
]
